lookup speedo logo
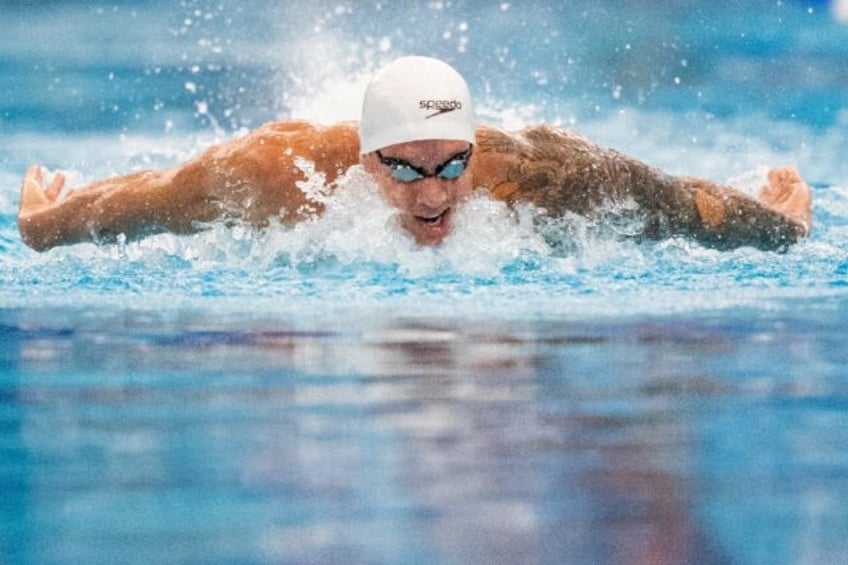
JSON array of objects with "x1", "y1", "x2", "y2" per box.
[{"x1": 420, "y1": 99, "x2": 462, "y2": 119}]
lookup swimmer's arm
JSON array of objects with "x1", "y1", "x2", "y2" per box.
[
  {"x1": 17, "y1": 121, "x2": 360, "y2": 251},
  {"x1": 649, "y1": 167, "x2": 811, "y2": 250},
  {"x1": 475, "y1": 125, "x2": 811, "y2": 251},
  {"x1": 18, "y1": 157, "x2": 227, "y2": 251}
]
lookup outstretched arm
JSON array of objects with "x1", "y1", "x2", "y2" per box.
[
  {"x1": 665, "y1": 166, "x2": 810, "y2": 249},
  {"x1": 17, "y1": 121, "x2": 360, "y2": 251},
  {"x1": 473, "y1": 125, "x2": 811, "y2": 251},
  {"x1": 18, "y1": 163, "x2": 221, "y2": 251}
]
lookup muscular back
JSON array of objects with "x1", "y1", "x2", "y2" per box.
[
  {"x1": 233, "y1": 121, "x2": 658, "y2": 218},
  {"x1": 205, "y1": 121, "x2": 636, "y2": 224}
]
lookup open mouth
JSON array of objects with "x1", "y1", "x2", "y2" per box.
[
  {"x1": 407, "y1": 209, "x2": 452, "y2": 244},
  {"x1": 416, "y1": 210, "x2": 448, "y2": 226}
]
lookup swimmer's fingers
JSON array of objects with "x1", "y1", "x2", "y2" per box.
[
  {"x1": 20, "y1": 166, "x2": 49, "y2": 211},
  {"x1": 20, "y1": 165, "x2": 65, "y2": 216},
  {"x1": 759, "y1": 166, "x2": 812, "y2": 236},
  {"x1": 762, "y1": 166, "x2": 799, "y2": 197},
  {"x1": 44, "y1": 171, "x2": 66, "y2": 201}
]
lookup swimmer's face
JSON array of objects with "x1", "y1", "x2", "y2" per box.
[{"x1": 363, "y1": 139, "x2": 474, "y2": 246}]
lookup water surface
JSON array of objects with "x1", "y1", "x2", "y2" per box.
[{"x1": 1, "y1": 1, "x2": 847, "y2": 563}]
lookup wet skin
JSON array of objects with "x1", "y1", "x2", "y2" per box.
[
  {"x1": 17, "y1": 121, "x2": 811, "y2": 252},
  {"x1": 362, "y1": 139, "x2": 474, "y2": 246}
]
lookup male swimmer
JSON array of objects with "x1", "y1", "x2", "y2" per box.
[{"x1": 17, "y1": 56, "x2": 812, "y2": 252}]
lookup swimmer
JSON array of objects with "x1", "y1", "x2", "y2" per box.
[{"x1": 17, "y1": 56, "x2": 812, "y2": 252}]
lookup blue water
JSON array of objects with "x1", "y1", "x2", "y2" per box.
[{"x1": 2, "y1": 1, "x2": 848, "y2": 563}]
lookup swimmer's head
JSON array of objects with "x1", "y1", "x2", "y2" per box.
[{"x1": 359, "y1": 56, "x2": 476, "y2": 154}]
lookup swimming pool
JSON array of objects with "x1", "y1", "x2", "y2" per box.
[{"x1": 2, "y1": 1, "x2": 847, "y2": 563}]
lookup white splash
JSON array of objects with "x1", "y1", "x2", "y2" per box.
[{"x1": 262, "y1": 165, "x2": 555, "y2": 277}]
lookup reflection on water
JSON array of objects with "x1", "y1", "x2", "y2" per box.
[
  {"x1": 2, "y1": 305, "x2": 846, "y2": 564},
  {"x1": 2, "y1": 1, "x2": 847, "y2": 563}
]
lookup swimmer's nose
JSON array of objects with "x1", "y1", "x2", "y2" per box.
[{"x1": 416, "y1": 177, "x2": 449, "y2": 210}]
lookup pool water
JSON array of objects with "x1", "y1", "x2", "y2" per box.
[{"x1": 2, "y1": 1, "x2": 848, "y2": 563}]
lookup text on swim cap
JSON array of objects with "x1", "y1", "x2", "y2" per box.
[{"x1": 420, "y1": 99, "x2": 462, "y2": 118}]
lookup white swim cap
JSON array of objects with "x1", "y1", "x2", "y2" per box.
[{"x1": 359, "y1": 56, "x2": 476, "y2": 154}]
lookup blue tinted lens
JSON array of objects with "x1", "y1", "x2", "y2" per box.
[
  {"x1": 437, "y1": 160, "x2": 467, "y2": 180},
  {"x1": 378, "y1": 147, "x2": 471, "y2": 183},
  {"x1": 389, "y1": 165, "x2": 424, "y2": 183}
]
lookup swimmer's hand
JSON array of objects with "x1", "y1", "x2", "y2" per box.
[
  {"x1": 19, "y1": 165, "x2": 65, "y2": 218},
  {"x1": 758, "y1": 166, "x2": 812, "y2": 237},
  {"x1": 17, "y1": 165, "x2": 72, "y2": 251}
]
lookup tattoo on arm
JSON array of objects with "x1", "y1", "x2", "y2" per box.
[{"x1": 476, "y1": 124, "x2": 802, "y2": 251}]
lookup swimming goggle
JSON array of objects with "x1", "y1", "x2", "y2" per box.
[{"x1": 376, "y1": 146, "x2": 473, "y2": 183}]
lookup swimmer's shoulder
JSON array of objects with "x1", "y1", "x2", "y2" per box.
[
  {"x1": 472, "y1": 125, "x2": 525, "y2": 200},
  {"x1": 250, "y1": 120, "x2": 358, "y2": 145},
  {"x1": 471, "y1": 123, "x2": 611, "y2": 205},
  {"x1": 223, "y1": 120, "x2": 359, "y2": 171},
  {"x1": 474, "y1": 123, "x2": 596, "y2": 156}
]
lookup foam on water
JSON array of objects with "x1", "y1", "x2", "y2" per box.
[
  {"x1": 1, "y1": 0, "x2": 847, "y2": 325},
  {"x1": 2, "y1": 179, "x2": 844, "y2": 327},
  {"x1": 2, "y1": 123, "x2": 847, "y2": 326}
]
